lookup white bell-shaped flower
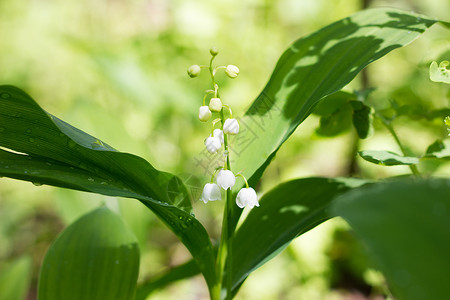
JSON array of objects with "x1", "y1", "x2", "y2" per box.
[
  {"x1": 236, "y1": 187, "x2": 259, "y2": 209},
  {"x1": 223, "y1": 118, "x2": 239, "y2": 135},
  {"x1": 209, "y1": 97, "x2": 222, "y2": 112},
  {"x1": 205, "y1": 136, "x2": 221, "y2": 153},
  {"x1": 216, "y1": 170, "x2": 235, "y2": 190},
  {"x1": 225, "y1": 65, "x2": 239, "y2": 78},
  {"x1": 200, "y1": 183, "x2": 221, "y2": 203},
  {"x1": 210, "y1": 129, "x2": 224, "y2": 144},
  {"x1": 199, "y1": 106, "x2": 212, "y2": 122}
]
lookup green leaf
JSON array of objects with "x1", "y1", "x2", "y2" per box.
[
  {"x1": 230, "y1": 177, "x2": 367, "y2": 293},
  {"x1": 0, "y1": 256, "x2": 32, "y2": 300},
  {"x1": 429, "y1": 61, "x2": 450, "y2": 84},
  {"x1": 351, "y1": 101, "x2": 373, "y2": 139},
  {"x1": 38, "y1": 207, "x2": 140, "y2": 300},
  {"x1": 425, "y1": 139, "x2": 450, "y2": 159},
  {"x1": 230, "y1": 8, "x2": 437, "y2": 228},
  {"x1": 358, "y1": 150, "x2": 420, "y2": 165},
  {"x1": 0, "y1": 85, "x2": 216, "y2": 293},
  {"x1": 316, "y1": 104, "x2": 353, "y2": 136},
  {"x1": 135, "y1": 259, "x2": 200, "y2": 300},
  {"x1": 332, "y1": 179, "x2": 450, "y2": 300},
  {"x1": 313, "y1": 91, "x2": 356, "y2": 116}
]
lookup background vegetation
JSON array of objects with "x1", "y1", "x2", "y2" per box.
[{"x1": 0, "y1": 0, "x2": 449, "y2": 299}]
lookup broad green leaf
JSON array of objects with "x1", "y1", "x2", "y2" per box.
[
  {"x1": 429, "y1": 61, "x2": 450, "y2": 84},
  {"x1": 38, "y1": 207, "x2": 139, "y2": 300},
  {"x1": 0, "y1": 86, "x2": 216, "y2": 292},
  {"x1": 230, "y1": 177, "x2": 367, "y2": 294},
  {"x1": 135, "y1": 259, "x2": 200, "y2": 300},
  {"x1": 358, "y1": 150, "x2": 419, "y2": 165},
  {"x1": 332, "y1": 179, "x2": 450, "y2": 300},
  {"x1": 230, "y1": 8, "x2": 438, "y2": 228},
  {"x1": 0, "y1": 256, "x2": 32, "y2": 300}
]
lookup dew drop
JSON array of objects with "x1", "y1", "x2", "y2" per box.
[
  {"x1": 1, "y1": 93, "x2": 10, "y2": 99},
  {"x1": 88, "y1": 177, "x2": 94, "y2": 182},
  {"x1": 407, "y1": 31, "x2": 412, "y2": 34}
]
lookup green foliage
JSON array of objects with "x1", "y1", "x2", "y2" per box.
[
  {"x1": 38, "y1": 207, "x2": 140, "y2": 300},
  {"x1": 230, "y1": 177, "x2": 367, "y2": 293},
  {"x1": 358, "y1": 150, "x2": 420, "y2": 166},
  {"x1": 333, "y1": 179, "x2": 450, "y2": 300},
  {"x1": 429, "y1": 61, "x2": 450, "y2": 83},
  {"x1": 0, "y1": 256, "x2": 32, "y2": 300}
]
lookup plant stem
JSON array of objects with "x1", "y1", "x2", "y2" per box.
[
  {"x1": 210, "y1": 55, "x2": 234, "y2": 300},
  {"x1": 382, "y1": 120, "x2": 421, "y2": 177}
]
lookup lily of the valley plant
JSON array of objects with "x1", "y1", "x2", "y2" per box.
[{"x1": 0, "y1": 7, "x2": 450, "y2": 300}]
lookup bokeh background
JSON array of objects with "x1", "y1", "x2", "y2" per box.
[{"x1": 0, "y1": 0, "x2": 449, "y2": 299}]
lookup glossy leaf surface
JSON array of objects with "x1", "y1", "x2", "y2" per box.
[{"x1": 0, "y1": 85, "x2": 216, "y2": 292}]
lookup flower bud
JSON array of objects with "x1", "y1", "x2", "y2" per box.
[
  {"x1": 216, "y1": 170, "x2": 235, "y2": 190},
  {"x1": 187, "y1": 65, "x2": 201, "y2": 78},
  {"x1": 210, "y1": 129, "x2": 224, "y2": 144},
  {"x1": 236, "y1": 187, "x2": 259, "y2": 209},
  {"x1": 210, "y1": 47, "x2": 219, "y2": 56},
  {"x1": 225, "y1": 65, "x2": 239, "y2": 78},
  {"x1": 198, "y1": 106, "x2": 212, "y2": 122},
  {"x1": 209, "y1": 97, "x2": 222, "y2": 112},
  {"x1": 200, "y1": 183, "x2": 221, "y2": 203},
  {"x1": 223, "y1": 118, "x2": 239, "y2": 135},
  {"x1": 205, "y1": 136, "x2": 221, "y2": 153}
]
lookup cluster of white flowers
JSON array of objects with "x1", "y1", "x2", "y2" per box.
[{"x1": 188, "y1": 48, "x2": 259, "y2": 209}]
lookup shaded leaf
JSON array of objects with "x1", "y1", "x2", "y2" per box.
[
  {"x1": 351, "y1": 101, "x2": 373, "y2": 139},
  {"x1": 0, "y1": 86, "x2": 216, "y2": 292},
  {"x1": 358, "y1": 150, "x2": 419, "y2": 165},
  {"x1": 316, "y1": 104, "x2": 353, "y2": 136},
  {"x1": 38, "y1": 207, "x2": 140, "y2": 300},
  {"x1": 230, "y1": 177, "x2": 367, "y2": 294},
  {"x1": 424, "y1": 139, "x2": 450, "y2": 159},
  {"x1": 332, "y1": 179, "x2": 450, "y2": 300}
]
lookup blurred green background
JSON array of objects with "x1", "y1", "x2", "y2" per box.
[{"x1": 0, "y1": 0, "x2": 449, "y2": 299}]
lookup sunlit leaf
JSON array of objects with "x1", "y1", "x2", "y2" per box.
[
  {"x1": 332, "y1": 179, "x2": 450, "y2": 300},
  {"x1": 429, "y1": 61, "x2": 450, "y2": 84},
  {"x1": 230, "y1": 177, "x2": 367, "y2": 294},
  {"x1": 358, "y1": 150, "x2": 419, "y2": 166},
  {"x1": 0, "y1": 85, "x2": 216, "y2": 293},
  {"x1": 230, "y1": 8, "x2": 437, "y2": 228}
]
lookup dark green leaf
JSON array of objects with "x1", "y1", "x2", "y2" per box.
[
  {"x1": 0, "y1": 86, "x2": 216, "y2": 292},
  {"x1": 313, "y1": 91, "x2": 356, "y2": 116},
  {"x1": 351, "y1": 102, "x2": 373, "y2": 139},
  {"x1": 38, "y1": 207, "x2": 140, "y2": 300},
  {"x1": 332, "y1": 179, "x2": 450, "y2": 300},
  {"x1": 316, "y1": 104, "x2": 353, "y2": 136},
  {"x1": 230, "y1": 8, "x2": 437, "y2": 228},
  {"x1": 230, "y1": 177, "x2": 367, "y2": 293},
  {"x1": 358, "y1": 150, "x2": 419, "y2": 165}
]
